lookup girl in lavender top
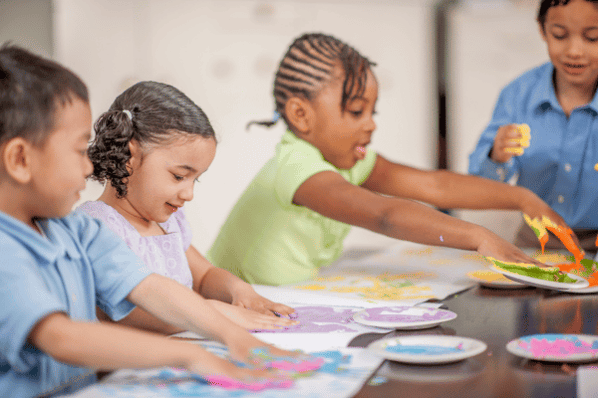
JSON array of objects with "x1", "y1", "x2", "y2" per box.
[{"x1": 77, "y1": 81, "x2": 296, "y2": 334}]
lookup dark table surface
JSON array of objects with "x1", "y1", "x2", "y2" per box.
[{"x1": 350, "y1": 285, "x2": 598, "y2": 398}]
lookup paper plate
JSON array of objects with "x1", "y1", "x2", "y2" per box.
[
  {"x1": 353, "y1": 306, "x2": 456, "y2": 330},
  {"x1": 466, "y1": 270, "x2": 527, "y2": 289},
  {"x1": 506, "y1": 334, "x2": 598, "y2": 363},
  {"x1": 491, "y1": 265, "x2": 589, "y2": 290},
  {"x1": 367, "y1": 335, "x2": 487, "y2": 364}
]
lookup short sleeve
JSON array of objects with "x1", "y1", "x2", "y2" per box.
[
  {"x1": 274, "y1": 144, "x2": 336, "y2": 207},
  {"x1": 170, "y1": 208, "x2": 193, "y2": 250},
  {"x1": 69, "y1": 213, "x2": 152, "y2": 321},
  {"x1": 0, "y1": 247, "x2": 66, "y2": 372}
]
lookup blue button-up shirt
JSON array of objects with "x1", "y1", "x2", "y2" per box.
[
  {"x1": 0, "y1": 211, "x2": 151, "y2": 398},
  {"x1": 468, "y1": 62, "x2": 598, "y2": 229}
]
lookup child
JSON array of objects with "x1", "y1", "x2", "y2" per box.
[
  {"x1": 77, "y1": 81, "x2": 296, "y2": 334},
  {"x1": 468, "y1": 0, "x2": 598, "y2": 251},
  {"x1": 207, "y1": 32, "x2": 571, "y2": 286},
  {"x1": 0, "y1": 45, "x2": 300, "y2": 398}
]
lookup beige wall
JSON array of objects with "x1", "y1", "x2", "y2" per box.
[{"x1": 54, "y1": 0, "x2": 438, "y2": 252}]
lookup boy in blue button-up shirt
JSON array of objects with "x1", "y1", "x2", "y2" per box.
[
  {"x1": 469, "y1": 0, "x2": 598, "y2": 251},
  {"x1": 0, "y1": 44, "x2": 294, "y2": 398}
]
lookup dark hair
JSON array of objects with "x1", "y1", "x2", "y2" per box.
[
  {"x1": 247, "y1": 32, "x2": 375, "y2": 130},
  {"x1": 538, "y1": 0, "x2": 598, "y2": 27},
  {"x1": 88, "y1": 81, "x2": 216, "y2": 198},
  {"x1": 0, "y1": 43, "x2": 89, "y2": 147}
]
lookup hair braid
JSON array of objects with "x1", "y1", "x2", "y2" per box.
[{"x1": 246, "y1": 33, "x2": 375, "y2": 130}]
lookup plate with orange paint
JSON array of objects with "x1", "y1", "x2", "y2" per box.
[
  {"x1": 466, "y1": 270, "x2": 527, "y2": 289},
  {"x1": 551, "y1": 258, "x2": 598, "y2": 294}
]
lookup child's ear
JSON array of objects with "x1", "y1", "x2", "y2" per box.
[
  {"x1": 127, "y1": 139, "x2": 141, "y2": 173},
  {"x1": 285, "y1": 97, "x2": 314, "y2": 137},
  {"x1": 538, "y1": 21, "x2": 547, "y2": 42},
  {"x1": 2, "y1": 138, "x2": 33, "y2": 183}
]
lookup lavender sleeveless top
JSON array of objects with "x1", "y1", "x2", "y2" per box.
[{"x1": 76, "y1": 201, "x2": 194, "y2": 289}]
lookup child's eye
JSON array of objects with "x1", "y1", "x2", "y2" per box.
[
  {"x1": 551, "y1": 33, "x2": 566, "y2": 40},
  {"x1": 349, "y1": 110, "x2": 363, "y2": 117},
  {"x1": 172, "y1": 174, "x2": 184, "y2": 181}
]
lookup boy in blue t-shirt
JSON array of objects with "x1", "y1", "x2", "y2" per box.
[{"x1": 0, "y1": 45, "x2": 296, "y2": 398}]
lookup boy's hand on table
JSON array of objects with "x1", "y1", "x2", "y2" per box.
[{"x1": 208, "y1": 300, "x2": 298, "y2": 330}]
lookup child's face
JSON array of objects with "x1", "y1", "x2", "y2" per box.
[
  {"x1": 29, "y1": 98, "x2": 92, "y2": 218},
  {"x1": 540, "y1": 0, "x2": 598, "y2": 92},
  {"x1": 125, "y1": 135, "x2": 216, "y2": 223},
  {"x1": 308, "y1": 67, "x2": 378, "y2": 170}
]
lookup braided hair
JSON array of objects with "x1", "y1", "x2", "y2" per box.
[
  {"x1": 247, "y1": 33, "x2": 375, "y2": 130},
  {"x1": 88, "y1": 81, "x2": 215, "y2": 198}
]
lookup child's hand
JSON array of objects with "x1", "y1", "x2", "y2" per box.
[
  {"x1": 231, "y1": 286, "x2": 295, "y2": 318},
  {"x1": 520, "y1": 195, "x2": 583, "y2": 251},
  {"x1": 208, "y1": 299, "x2": 298, "y2": 330},
  {"x1": 490, "y1": 124, "x2": 526, "y2": 163},
  {"x1": 186, "y1": 351, "x2": 292, "y2": 391},
  {"x1": 475, "y1": 229, "x2": 545, "y2": 266}
]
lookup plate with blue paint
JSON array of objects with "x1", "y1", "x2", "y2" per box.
[
  {"x1": 353, "y1": 306, "x2": 457, "y2": 330},
  {"x1": 367, "y1": 335, "x2": 487, "y2": 364}
]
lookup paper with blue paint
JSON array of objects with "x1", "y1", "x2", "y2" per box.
[{"x1": 67, "y1": 341, "x2": 383, "y2": 398}]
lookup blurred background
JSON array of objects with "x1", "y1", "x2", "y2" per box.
[{"x1": 0, "y1": 0, "x2": 547, "y2": 253}]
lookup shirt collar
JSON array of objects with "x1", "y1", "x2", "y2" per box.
[
  {"x1": 529, "y1": 63, "x2": 561, "y2": 112},
  {"x1": 530, "y1": 63, "x2": 598, "y2": 114},
  {"x1": 0, "y1": 212, "x2": 79, "y2": 264}
]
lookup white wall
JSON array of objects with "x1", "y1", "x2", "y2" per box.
[
  {"x1": 54, "y1": 0, "x2": 438, "y2": 253},
  {"x1": 446, "y1": 1, "x2": 548, "y2": 242}
]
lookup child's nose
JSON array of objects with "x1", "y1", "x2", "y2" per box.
[
  {"x1": 83, "y1": 155, "x2": 93, "y2": 178},
  {"x1": 567, "y1": 36, "x2": 584, "y2": 57},
  {"x1": 179, "y1": 184, "x2": 194, "y2": 202}
]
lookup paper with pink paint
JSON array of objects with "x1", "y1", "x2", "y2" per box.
[
  {"x1": 68, "y1": 341, "x2": 383, "y2": 398},
  {"x1": 506, "y1": 334, "x2": 598, "y2": 362}
]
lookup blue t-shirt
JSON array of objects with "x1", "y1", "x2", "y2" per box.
[
  {"x1": 0, "y1": 211, "x2": 151, "y2": 398},
  {"x1": 468, "y1": 62, "x2": 598, "y2": 229}
]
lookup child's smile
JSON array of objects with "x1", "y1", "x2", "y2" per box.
[
  {"x1": 540, "y1": 0, "x2": 598, "y2": 93},
  {"x1": 116, "y1": 135, "x2": 216, "y2": 229}
]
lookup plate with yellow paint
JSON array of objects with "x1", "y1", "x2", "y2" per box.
[{"x1": 467, "y1": 270, "x2": 527, "y2": 289}]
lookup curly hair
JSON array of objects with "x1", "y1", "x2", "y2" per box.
[
  {"x1": 88, "y1": 81, "x2": 215, "y2": 198},
  {"x1": 247, "y1": 32, "x2": 375, "y2": 130}
]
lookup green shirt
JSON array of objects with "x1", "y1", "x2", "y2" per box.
[{"x1": 208, "y1": 131, "x2": 377, "y2": 285}]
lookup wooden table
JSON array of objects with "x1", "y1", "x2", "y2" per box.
[{"x1": 350, "y1": 285, "x2": 598, "y2": 398}]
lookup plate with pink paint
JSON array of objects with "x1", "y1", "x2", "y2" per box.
[
  {"x1": 352, "y1": 306, "x2": 457, "y2": 330},
  {"x1": 506, "y1": 334, "x2": 598, "y2": 363},
  {"x1": 368, "y1": 335, "x2": 487, "y2": 364}
]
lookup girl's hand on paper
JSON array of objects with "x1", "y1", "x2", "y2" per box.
[
  {"x1": 231, "y1": 285, "x2": 296, "y2": 318},
  {"x1": 209, "y1": 299, "x2": 298, "y2": 330}
]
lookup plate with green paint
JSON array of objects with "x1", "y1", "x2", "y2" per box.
[{"x1": 487, "y1": 258, "x2": 589, "y2": 290}]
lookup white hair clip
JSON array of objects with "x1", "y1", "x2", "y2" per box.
[{"x1": 122, "y1": 110, "x2": 132, "y2": 120}]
